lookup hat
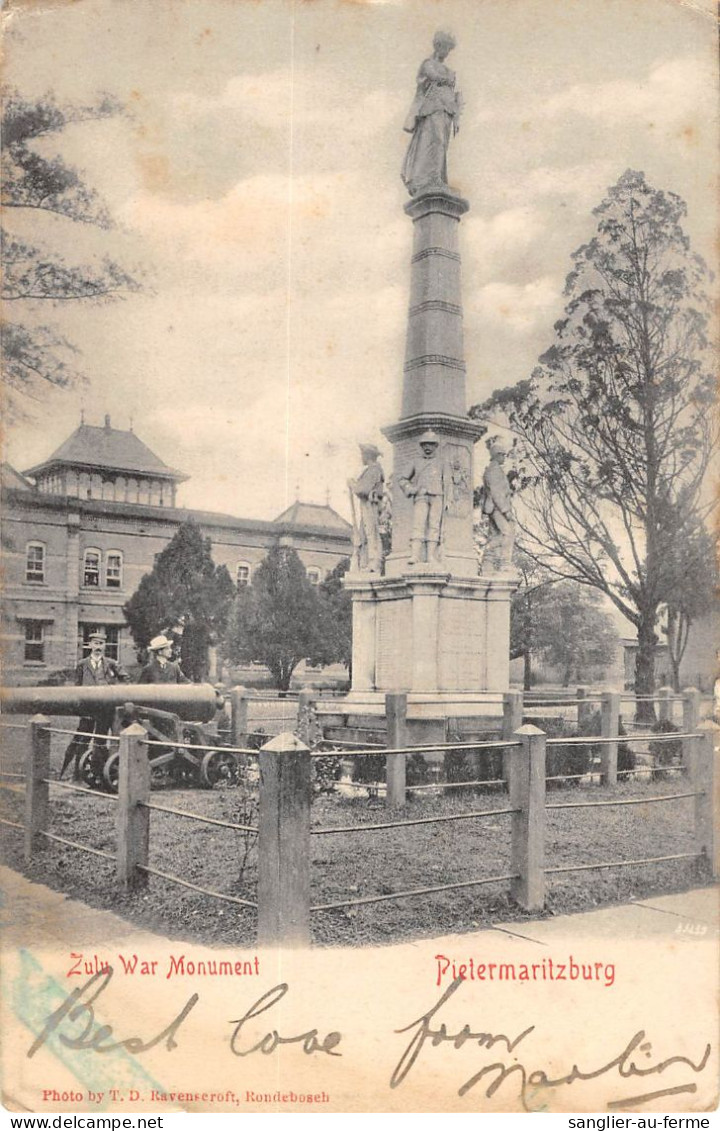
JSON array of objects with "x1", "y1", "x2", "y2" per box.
[
  {"x1": 148, "y1": 634, "x2": 172, "y2": 651},
  {"x1": 87, "y1": 630, "x2": 106, "y2": 642},
  {"x1": 359, "y1": 443, "x2": 381, "y2": 458},
  {"x1": 487, "y1": 435, "x2": 511, "y2": 455},
  {"x1": 418, "y1": 429, "x2": 440, "y2": 446}
]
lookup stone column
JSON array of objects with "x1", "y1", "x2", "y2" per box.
[{"x1": 402, "y1": 190, "x2": 468, "y2": 418}]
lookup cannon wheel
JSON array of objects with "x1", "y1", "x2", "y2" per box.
[
  {"x1": 200, "y1": 749, "x2": 240, "y2": 789},
  {"x1": 78, "y1": 748, "x2": 105, "y2": 790},
  {"x1": 103, "y1": 752, "x2": 120, "y2": 792}
]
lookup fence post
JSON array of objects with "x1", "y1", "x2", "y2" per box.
[
  {"x1": 508, "y1": 724, "x2": 546, "y2": 911},
  {"x1": 385, "y1": 692, "x2": 408, "y2": 808},
  {"x1": 257, "y1": 732, "x2": 311, "y2": 946},
  {"x1": 657, "y1": 685, "x2": 674, "y2": 725},
  {"x1": 600, "y1": 692, "x2": 620, "y2": 786},
  {"x1": 689, "y1": 721, "x2": 719, "y2": 880},
  {"x1": 502, "y1": 691, "x2": 523, "y2": 785},
  {"x1": 682, "y1": 687, "x2": 701, "y2": 773},
  {"x1": 230, "y1": 686, "x2": 249, "y2": 748},
  {"x1": 24, "y1": 714, "x2": 51, "y2": 862},
  {"x1": 296, "y1": 688, "x2": 320, "y2": 746},
  {"x1": 116, "y1": 723, "x2": 150, "y2": 890},
  {"x1": 576, "y1": 686, "x2": 592, "y2": 730}
]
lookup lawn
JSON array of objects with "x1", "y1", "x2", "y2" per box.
[{"x1": 0, "y1": 717, "x2": 708, "y2": 947}]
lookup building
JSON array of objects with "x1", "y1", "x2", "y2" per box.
[{"x1": 1, "y1": 417, "x2": 352, "y2": 684}]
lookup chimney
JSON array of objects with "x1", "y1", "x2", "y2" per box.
[{"x1": 104, "y1": 414, "x2": 111, "y2": 431}]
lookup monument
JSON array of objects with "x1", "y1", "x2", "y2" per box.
[{"x1": 341, "y1": 32, "x2": 519, "y2": 725}]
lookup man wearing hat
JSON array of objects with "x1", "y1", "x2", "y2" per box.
[
  {"x1": 481, "y1": 436, "x2": 515, "y2": 572},
  {"x1": 398, "y1": 430, "x2": 449, "y2": 564},
  {"x1": 60, "y1": 630, "x2": 130, "y2": 779},
  {"x1": 140, "y1": 635, "x2": 191, "y2": 684},
  {"x1": 348, "y1": 443, "x2": 384, "y2": 573}
]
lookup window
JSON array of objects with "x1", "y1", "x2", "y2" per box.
[
  {"x1": 106, "y1": 551, "x2": 123, "y2": 589},
  {"x1": 306, "y1": 568, "x2": 321, "y2": 586},
  {"x1": 83, "y1": 549, "x2": 101, "y2": 587},
  {"x1": 24, "y1": 622, "x2": 45, "y2": 663},
  {"x1": 25, "y1": 542, "x2": 45, "y2": 584},
  {"x1": 237, "y1": 562, "x2": 251, "y2": 588},
  {"x1": 81, "y1": 625, "x2": 120, "y2": 661}
]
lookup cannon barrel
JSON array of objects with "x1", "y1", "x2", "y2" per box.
[{"x1": 0, "y1": 683, "x2": 218, "y2": 723}]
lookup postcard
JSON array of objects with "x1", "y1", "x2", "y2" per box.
[{"x1": 1, "y1": 0, "x2": 718, "y2": 1117}]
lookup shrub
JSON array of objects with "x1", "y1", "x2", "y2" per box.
[{"x1": 648, "y1": 719, "x2": 682, "y2": 767}]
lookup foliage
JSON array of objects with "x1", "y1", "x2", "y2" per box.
[
  {"x1": 2, "y1": 89, "x2": 139, "y2": 418},
  {"x1": 471, "y1": 170, "x2": 715, "y2": 711},
  {"x1": 123, "y1": 520, "x2": 235, "y2": 681},
  {"x1": 318, "y1": 556, "x2": 352, "y2": 670},
  {"x1": 444, "y1": 734, "x2": 504, "y2": 789},
  {"x1": 533, "y1": 582, "x2": 618, "y2": 686},
  {"x1": 511, "y1": 559, "x2": 618, "y2": 688},
  {"x1": 661, "y1": 525, "x2": 717, "y2": 691},
  {"x1": 224, "y1": 542, "x2": 336, "y2": 691},
  {"x1": 648, "y1": 718, "x2": 682, "y2": 769}
]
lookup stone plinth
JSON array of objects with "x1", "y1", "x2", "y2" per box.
[{"x1": 344, "y1": 569, "x2": 516, "y2": 717}]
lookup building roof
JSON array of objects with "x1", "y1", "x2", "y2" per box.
[
  {"x1": 22, "y1": 417, "x2": 188, "y2": 482},
  {"x1": 1, "y1": 463, "x2": 34, "y2": 492},
  {"x1": 273, "y1": 500, "x2": 352, "y2": 533}
]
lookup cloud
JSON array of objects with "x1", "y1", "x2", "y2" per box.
[
  {"x1": 541, "y1": 56, "x2": 713, "y2": 131},
  {"x1": 466, "y1": 206, "x2": 543, "y2": 256},
  {"x1": 471, "y1": 276, "x2": 562, "y2": 336}
]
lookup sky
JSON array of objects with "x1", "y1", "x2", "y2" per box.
[{"x1": 3, "y1": 0, "x2": 718, "y2": 522}]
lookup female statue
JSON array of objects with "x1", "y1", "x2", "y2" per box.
[{"x1": 401, "y1": 30, "x2": 462, "y2": 197}]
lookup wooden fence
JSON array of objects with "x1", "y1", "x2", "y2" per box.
[{"x1": 8, "y1": 687, "x2": 718, "y2": 948}]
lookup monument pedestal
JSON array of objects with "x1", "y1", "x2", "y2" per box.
[
  {"x1": 342, "y1": 186, "x2": 519, "y2": 725},
  {"x1": 343, "y1": 568, "x2": 516, "y2": 719}
]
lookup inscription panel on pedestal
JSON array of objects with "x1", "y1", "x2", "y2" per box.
[
  {"x1": 376, "y1": 598, "x2": 412, "y2": 689},
  {"x1": 438, "y1": 596, "x2": 485, "y2": 691}
]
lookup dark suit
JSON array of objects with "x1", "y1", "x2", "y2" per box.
[
  {"x1": 139, "y1": 655, "x2": 190, "y2": 684},
  {"x1": 61, "y1": 655, "x2": 130, "y2": 778}
]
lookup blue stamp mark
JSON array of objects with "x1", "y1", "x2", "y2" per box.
[{"x1": 11, "y1": 948, "x2": 166, "y2": 1109}]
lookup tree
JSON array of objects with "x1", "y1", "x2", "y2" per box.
[
  {"x1": 2, "y1": 89, "x2": 139, "y2": 418},
  {"x1": 472, "y1": 170, "x2": 715, "y2": 714},
  {"x1": 224, "y1": 543, "x2": 336, "y2": 691},
  {"x1": 124, "y1": 521, "x2": 235, "y2": 681},
  {"x1": 318, "y1": 557, "x2": 353, "y2": 672},
  {"x1": 509, "y1": 552, "x2": 549, "y2": 691},
  {"x1": 660, "y1": 524, "x2": 717, "y2": 691},
  {"x1": 510, "y1": 559, "x2": 618, "y2": 689},
  {"x1": 533, "y1": 583, "x2": 618, "y2": 686}
]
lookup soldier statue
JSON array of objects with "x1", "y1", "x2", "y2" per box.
[
  {"x1": 480, "y1": 436, "x2": 515, "y2": 573},
  {"x1": 348, "y1": 443, "x2": 384, "y2": 573}
]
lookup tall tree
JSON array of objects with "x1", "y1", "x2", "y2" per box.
[
  {"x1": 2, "y1": 89, "x2": 138, "y2": 418},
  {"x1": 224, "y1": 543, "x2": 335, "y2": 691},
  {"x1": 472, "y1": 170, "x2": 715, "y2": 715},
  {"x1": 318, "y1": 557, "x2": 352, "y2": 673},
  {"x1": 660, "y1": 524, "x2": 717, "y2": 691},
  {"x1": 509, "y1": 552, "x2": 549, "y2": 691},
  {"x1": 124, "y1": 521, "x2": 235, "y2": 681}
]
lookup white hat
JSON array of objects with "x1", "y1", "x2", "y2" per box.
[
  {"x1": 487, "y1": 435, "x2": 511, "y2": 455},
  {"x1": 87, "y1": 630, "x2": 106, "y2": 642},
  {"x1": 148, "y1": 634, "x2": 172, "y2": 651}
]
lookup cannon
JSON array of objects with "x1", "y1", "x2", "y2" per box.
[
  {"x1": 1, "y1": 684, "x2": 240, "y2": 792},
  {"x1": 0, "y1": 683, "x2": 218, "y2": 721},
  {"x1": 79, "y1": 702, "x2": 241, "y2": 793}
]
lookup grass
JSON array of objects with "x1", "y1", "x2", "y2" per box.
[{"x1": 0, "y1": 719, "x2": 709, "y2": 947}]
